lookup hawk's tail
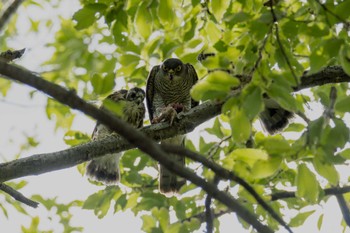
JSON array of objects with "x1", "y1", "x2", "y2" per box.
[
  {"x1": 86, "y1": 153, "x2": 121, "y2": 185},
  {"x1": 159, "y1": 136, "x2": 186, "y2": 196},
  {"x1": 259, "y1": 98, "x2": 293, "y2": 134},
  {"x1": 159, "y1": 153, "x2": 186, "y2": 196}
]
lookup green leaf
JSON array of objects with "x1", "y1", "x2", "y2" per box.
[
  {"x1": 335, "y1": 96, "x2": 350, "y2": 113},
  {"x1": 103, "y1": 98, "x2": 126, "y2": 118},
  {"x1": 114, "y1": 194, "x2": 127, "y2": 212},
  {"x1": 296, "y1": 164, "x2": 320, "y2": 203},
  {"x1": 191, "y1": 81, "x2": 227, "y2": 101},
  {"x1": 64, "y1": 130, "x2": 90, "y2": 146},
  {"x1": 204, "y1": 21, "x2": 221, "y2": 44},
  {"x1": 267, "y1": 83, "x2": 297, "y2": 112},
  {"x1": 241, "y1": 85, "x2": 263, "y2": 120},
  {"x1": 284, "y1": 123, "x2": 306, "y2": 132},
  {"x1": 259, "y1": 136, "x2": 291, "y2": 155},
  {"x1": 135, "y1": 192, "x2": 168, "y2": 211},
  {"x1": 83, "y1": 187, "x2": 121, "y2": 218},
  {"x1": 210, "y1": 0, "x2": 230, "y2": 22},
  {"x1": 141, "y1": 215, "x2": 157, "y2": 232},
  {"x1": 321, "y1": 119, "x2": 349, "y2": 149},
  {"x1": 205, "y1": 117, "x2": 224, "y2": 138},
  {"x1": 339, "y1": 148, "x2": 350, "y2": 160},
  {"x1": 289, "y1": 210, "x2": 315, "y2": 227},
  {"x1": 307, "y1": 117, "x2": 325, "y2": 146},
  {"x1": 135, "y1": 3, "x2": 153, "y2": 39},
  {"x1": 252, "y1": 156, "x2": 282, "y2": 179},
  {"x1": 112, "y1": 20, "x2": 128, "y2": 46},
  {"x1": 313, "y1": 153, "x2": 339, "y2": 185},
  {"x1": 91, "y1": 73, "x2": 115, "y2": 95},
  {"x1": 73, "y1": 7, "x2": 96, "y2": 30},
  {"x1": 228, "y1": 148, "x2": 268, "y2": 168},
  {"x1": 230, "y1": 107, "x2": 251, "y2": 143},
  {"x1": 317, "y1": 214, "x2": 324, "y2": 230},
  {"x1": 73, "y1": 4, "x2": 107, "y2": 30},
  {"x1": 339, "y1": 44, "x2": 350, "y2": 76},
  {"x1": 158, "y1": 0, "x2": 175, "y2": 27},
  {"x1": 207, "y1": 70, "x2": 240, "y2": 86}
]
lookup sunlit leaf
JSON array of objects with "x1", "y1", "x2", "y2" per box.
[
  {"x1": 296, "y1": 164, "x2": 320, "y2": 203},
  {"x1": 289, "y1": 210, "x2": 315, "y2": 227},
  {"x1": 230, "y1": 107, "x2": 251, "y2": 143}
]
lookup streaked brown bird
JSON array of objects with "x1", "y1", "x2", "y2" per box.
[
  {"x1": 146, "y1": 58, "x2": 198, "y2": 196},
  {"x1": 86, "y1": 87, "x2": 146, "y2": 185}
]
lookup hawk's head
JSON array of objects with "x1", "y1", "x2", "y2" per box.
[
  {"x1": 126, "y1": 87, "x2": 145, "y2": 105},
  {"x1": 161, "y1": 58, "x2": 185, "y2": 81}
]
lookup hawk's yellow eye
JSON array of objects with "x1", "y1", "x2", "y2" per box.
[
  {"x1": 162, "y1": 65, "x2": 168, "y2": 71},
  {"x1": 176, "y1": 66, "x2": 181, "y2": 72}
]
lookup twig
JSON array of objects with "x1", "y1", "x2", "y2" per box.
[
  {"x1": 249, "y1": 24, "x2": 273, "y2": 75},
  {"x1": 182, "y1": 209, "x2": 230, "y2": 223},
  {"x1": 335, "y1": 194, "x2": 350, "y2": 227},
  {"x1": 320, "y1": 88, "x2": 350, "y2": 227},
  {"x1": 0, "y1": 0, "x2": 25, "y2": 32},
  {"x1": 205, "y1": 176, "x2": 220, "y2": 233},
  {"x1": 0, "y1": 61, "x2": 273, "y2": 233},
  {"x1": 271, "y1": 185, "x2": 350, "y2": 201},
  {"x1": 323, "y1": 86, "x2": 336, "y2": 122},
  {"x1": 314, "y1": 0, "x2": 350, "y2": 28},
  {"x1": 206, "y1": 135, "x2": 231, "y2": 160},
  {"x1": 269, "y1": 5, "x2": 299, "y2": 86},
  {"x1": 0, "y1": 183, "x2": 39, "y2": 208}
]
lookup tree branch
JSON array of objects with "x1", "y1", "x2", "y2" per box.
[
  {"x1": 1, "y1": 64, "x2": 348, "y2": 182},
  {"x1": 0, "y1": 63, "x2": 349, "y2": 232},
  {"x1": 161, "y1": 144, "x2": 292, "y2": 233},
  {"x1": 0, "y1": 183, "x2": 39, "y2": 208},
  {"x1": 271, "y1": 186, "x2": 350, "y2": 201},
  {"x1": 0, "y1": 0, "x2": 25, "y2": 32},
  {"x1": 0, "y1": 61, "x2": 273, "y2": 233}
]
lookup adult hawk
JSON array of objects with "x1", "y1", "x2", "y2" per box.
[
  {"x1": 86, "y1": 87, "x2": 146, "y2": 185},
  {"x1": 146, "y1": 58, "x2": 198, "y2": 195}
]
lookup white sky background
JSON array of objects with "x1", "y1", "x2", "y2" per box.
[{"x1": 1, "y1": 0, "x2": 350, "y2": 232}]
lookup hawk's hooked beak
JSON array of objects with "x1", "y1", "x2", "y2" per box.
[{"x1": 168, "y1": 70, "x2": 174, "y2": 80}]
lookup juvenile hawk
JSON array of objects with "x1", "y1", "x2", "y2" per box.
[
  {"x1": 146, "y1": 58, "x2": 198, "y2": 195},
  {"x1": 86, "y1": 87, "x2": 145, "y2": 185}
]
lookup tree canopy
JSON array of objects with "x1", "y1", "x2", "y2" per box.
[{"x1": 1, "y1": 0, "x2": 350, "y2": 232}]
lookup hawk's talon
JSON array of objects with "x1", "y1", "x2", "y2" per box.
[{"x1": 153, "y1": 105, "x2": 178, "y2": 126}]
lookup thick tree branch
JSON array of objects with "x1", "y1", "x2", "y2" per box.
[
  {"x1": 0, "y1": 63, "x2": 349, "y2": 232},
  {"x1": 1, "y1": 65, "x2": 348, "y2": 182},
  {"x1": 0, "y1": 183, "x2": 39, "y2": 208},
  {"x1": 0, "y1": 61, "x2": 273, "y2": 233}
]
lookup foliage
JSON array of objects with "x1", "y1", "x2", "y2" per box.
[{"x1": 1, "y1": 0, "x2": 350, "y2": 232}]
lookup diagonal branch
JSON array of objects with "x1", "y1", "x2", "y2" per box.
[
  {"x1": 0, "y1": 0, "x2": 25, "y2": 32},
  {"x1": 0, "y1": 61, "x2": 273, "y2": 233},
  {"x1": 0, "y1": 183, "x2": 39, "y2": 208}
]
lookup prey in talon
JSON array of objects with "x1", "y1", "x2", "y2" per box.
[{"x1": 152, "y1": 103, "x2": 184, "y2": 125}]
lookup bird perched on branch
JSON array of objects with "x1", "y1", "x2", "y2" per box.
[
  {"x1": 197, "y1": 52, "x2": 293, "y2": 134},
  {"x1": 86, "y1": 87, "x2": 145, "y2": 185},
  {"x1": 146, "y1": 58, "x2": 198, "y2": 196}
]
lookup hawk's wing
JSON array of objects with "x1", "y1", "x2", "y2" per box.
[
  {"x1": 185, "y1": 63, "x2": 199, "y2": 108},
  {"x1": 146, "y1": 65, "x2": 160, "y2": 122}
]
